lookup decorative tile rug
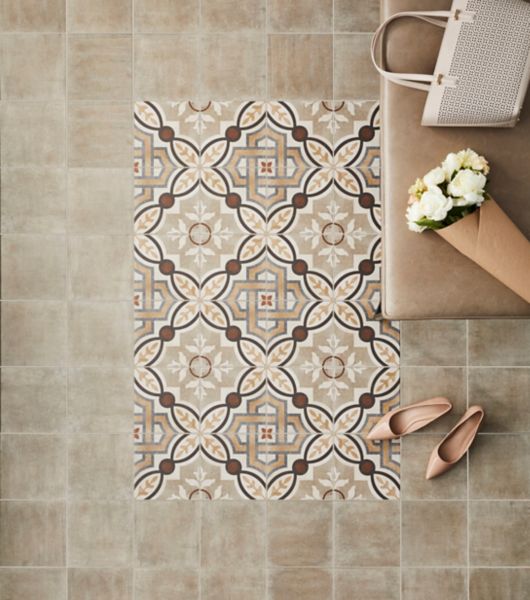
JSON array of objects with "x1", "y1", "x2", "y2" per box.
[{"x1": 133, "y1": 101, "x2": 400, "y2": 500}]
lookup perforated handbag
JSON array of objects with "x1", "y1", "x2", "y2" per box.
[{"x1": 371, "y1": 0, "x2": 530, "y2": 127}]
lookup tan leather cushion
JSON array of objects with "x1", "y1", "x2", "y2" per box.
[{"x1": 381, "y1": 0, "x2": 530, "y2": 319}]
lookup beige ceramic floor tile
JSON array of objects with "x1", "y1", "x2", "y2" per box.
[
  {"x1": 468, "y1": 367, "x2": 530, "y2": 432},
  {"x1": 1, "y1": 234, "x2": 66, "y2": 300},
  {"x1": 67, "y1": 568, "x2": 132, "y2": 600},
  {"x1": 68, "y1": 35, "x2": 132, "y2": 101},
  {"x1": 402, "y1": 501, "x2": 467, "y2": 567},
  {"x1": 470, "y1": 501, "x2": 530, "y2": 566},
  {"x1": 201, "y1": 501, "x2": 266, "y2": 568},
  {"x1": 134, "y1": 35, "x2": 200, "y2": 99},
  {"x1": 268, "y1": 34, "x2": 333, "y2": 98},
  {"x1": 335, "y1": 568, "x2": 400, "y2": 600},
  {"x1": 335, "y1": 501, "x2": 400, "y2": 567},
  {"x1": 201, "y1": 569, "x2": 265, "y2": 600},
  {"x1": 0, "y1": 568, "x2": 66, "y2": 600},
  {"x1": 269, "y1": 0, "x2": 332, "y2": 32},
  {"x1": 400, "y1": 320, "x2": 467, "y2": 366},
  {"x1": 67, "y1": 168, "x2": 132, "y2": 234},
  {"x1": 68, "y1": 434, "x2": 133, "y2": 500},
  {"x1": 135, "y1": 501, "x2": 199, "y2": 568},
  {"x1": 402, "y1": 568, "x2": 467, "y2": 600},
  {"x1": 68, "y1": 367, "x2": 133, "y2": 433},
  {"x1": 0, "y1": 0, "x2": 65, "y2": 32},
  {"x1": 201, "y1": 33, "x2": 266, "y2": 99},
  {"x1": 468, "y1": 319, "x2": 530, "y2": 366},
  {"x1": 134, "y1": 568, "x2": 199, "y2": 600},
  {"x1": 267, "y1": 501, "x2": 332, "y2": 566},
  {"x1": 0, "y1": 367, "x2": 67, "y2": 432},
  {"x1": 469, "y1": 434, "x2": 530, "y2": 499},
  {"x1": 68, "y1": 102, "x2": 132, "y2": 168},
  {"x1": 268, "y1": 568, "x2": 333, "y2": 600},
  {"x1": 1, "y1": 434, "x2": 66, "y2": 499},
  {"x1": 334, "y1": 0, "x2": 380, "y2": 32},
  {"x1": 1, "y1": 302, "x2": 67, "y2": 366},
  {"x1": 68, "y1": 235, "x2": 132, "y2": 301},
  {"x1": 1, "y1": 102, "x2": 65, "y2": 167},
  {"x1": 68, "y1": 302, "x2": 132, "y2": 367},
  {"x1": 68, "y1": 502, "x2": 132, "y2": 567},
  {"x1": 1, "y1": 168, "x2": 66, "y2": 234},
  {"x1": 67, "y1": 0, "x2": 132, "y2": 33},
  {"x1": 0, "y1": 501, "x2": 66, "y2": 566},
  {"x1": 334, "y1": 34, "x2": 379, "y2": 100},
  {"x1": 134, "y1": 0, "x2": 199, "y2": 33},
  {"x1": 202, "y1": 0, "x2": 265, "y2": 32},
  {"x1": 1, "y1": 34, "x2": 65, "y2": 99},
  {"x1": 470, "y1": 568, "x2": 530, "y2": 600}
]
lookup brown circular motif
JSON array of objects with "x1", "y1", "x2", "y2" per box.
[
  {"x1": 226, "y1": 259, "x2": 241, "y2": 275},
  {"x1": 359, "y1": 326, "x2": 375, "y2": 342},
  {"x1": 292, "y1": 259, "x2": 308, "y2": 275},
  {"x1": 321, "y1": 222, "x2": 345, "y2": 246},
  {"x1": 189, "y1": 355, "x2": 212, "y2": 378},
  {"x1": 226, "y1": 392, "x2": 242, "y2": 408},
  {"x1": 359, "y1": 459, "x2": 376, "y2": 476},
  {"x1": 160, "y1": 392, "x2": 175, "y2": 408},
  {"x1": 359, "y1": 125, "x2": 375, "y2": 141},
  {"x1": 226, "y1": 193, "x2": 241, "y2": 209},
  {"x1": 225, "y1": 126, "x2": 241, "y2": 141},
  {"x1": 292, "y1": 193, "x2": 308, "y2": 209},
  {"x1": 159, "y1": 326, "x2": 175, "y2": 342},
  {"x1": 158, "y1": 126, "x2": 174, "y2": 142},
  {"x1": 359, "y1": 259, "x2": 375, "y2": 275},
  {"x1": 226, "y1": 459, "x2": 242, "y2": 475},
  {"x1": 188, "y1": 222, "x2": 211, "y2": 246},
  {"x1": 293, "y1": 392, "x2": 308, "y2": 409},
  {"x1": 159, "y1": 193, "x2": 175, "y2": 209},
  {"x1": 293, "y1": 459, "x2": 308, "y2": 475},
  {"x1": 359, "y1": 193, "x2": 375, "y2": 209},
  {"x1": 322, "y1": 355, "x2": 345, "y2": 379},
  {"x1": 359, "y1": 393, "x2": 375, "y2": 409},
  {"x1": 292, "y1": 326, "x2": 308, "y2": 342},
  {"x1": 292, "y1": 126, "x2": 308, "y2": 142},
  {"x1": 159, "y1": 259, "x2": 175, "y2": 275},
  {"x1": 159, "y1": 459, "x2": 175, "y2": 475},
  {"x1": 226, "y1": 326, "x2": 242, "y2": 342}
]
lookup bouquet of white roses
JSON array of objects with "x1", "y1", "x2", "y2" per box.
[
  {"x1": 406, "y1": 149, "x2": 530, "y2": 304},
  {"x1": 407, "y1": 149, "x2": 489, "y2": 232}
]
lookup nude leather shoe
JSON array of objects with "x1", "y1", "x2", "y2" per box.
[
  {"x1": 425, "y1": 405, "x2": 485, "y2": 480},
  {"x1": 366, "y1": 397, "x2": 452, "y2": 441}
]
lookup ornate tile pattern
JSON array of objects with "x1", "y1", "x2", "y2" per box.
[{"x1": 133, "y1": 101, "x2": 400, "y2": 500}]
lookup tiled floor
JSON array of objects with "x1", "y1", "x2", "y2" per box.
[{"x1": 1, "y1": 1, "x2": 529, "y2": 599}]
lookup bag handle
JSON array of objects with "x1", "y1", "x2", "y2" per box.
[{"x1": 371, "y1": 10, "x2": 458, "y2": 91}]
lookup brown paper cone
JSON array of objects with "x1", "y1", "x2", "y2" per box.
[{"x1": 436, "y1": 199, "x2": 530, "y2": 304}]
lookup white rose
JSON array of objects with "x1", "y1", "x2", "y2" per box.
[
  {"x1": 423, "y1": 166, "x2": 446, "y2": 187},
  {"x1": 418, "y1": 187, "x2": 453, "y2": 222},
  {"x1": 447, "y1": 169, "x2": 486, "y2": 201},
  {"x1": 442, "y1": 152, "x2": 463, "y2": 179},
  {"x1": 457, "y1": 148, "x2": 489, "y2": 173},
  {"x1": 406, "y1": 201, "x2": 426, "y2": 232}
]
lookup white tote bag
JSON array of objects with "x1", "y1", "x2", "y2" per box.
[{"x1": 371, "y1": 0, "x2": 530, "y2": 127}]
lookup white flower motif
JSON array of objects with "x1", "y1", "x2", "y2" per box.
[{"x1": 423, "y1": 166, "x2": 446, "y2": 187}]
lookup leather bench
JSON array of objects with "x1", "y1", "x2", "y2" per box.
[{"x1": 381, "y1": 0, "x2": 530, "y2": 319}]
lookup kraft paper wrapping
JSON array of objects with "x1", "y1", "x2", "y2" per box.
[{"x1": 436, "y1": 199, "x2": 530, "y2": 304}]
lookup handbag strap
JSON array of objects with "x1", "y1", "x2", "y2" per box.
[{"x1": 371, "y1": 10, "x2": 456, "y2": 91}]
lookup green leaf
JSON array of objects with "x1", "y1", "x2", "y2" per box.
[{"x1": 415, "y1": 218, "x2": 444, "y2": 230}]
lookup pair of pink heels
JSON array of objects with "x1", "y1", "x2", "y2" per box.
[{"x1": 367, "y1": 398, "x2": 484, "y2": 479}]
